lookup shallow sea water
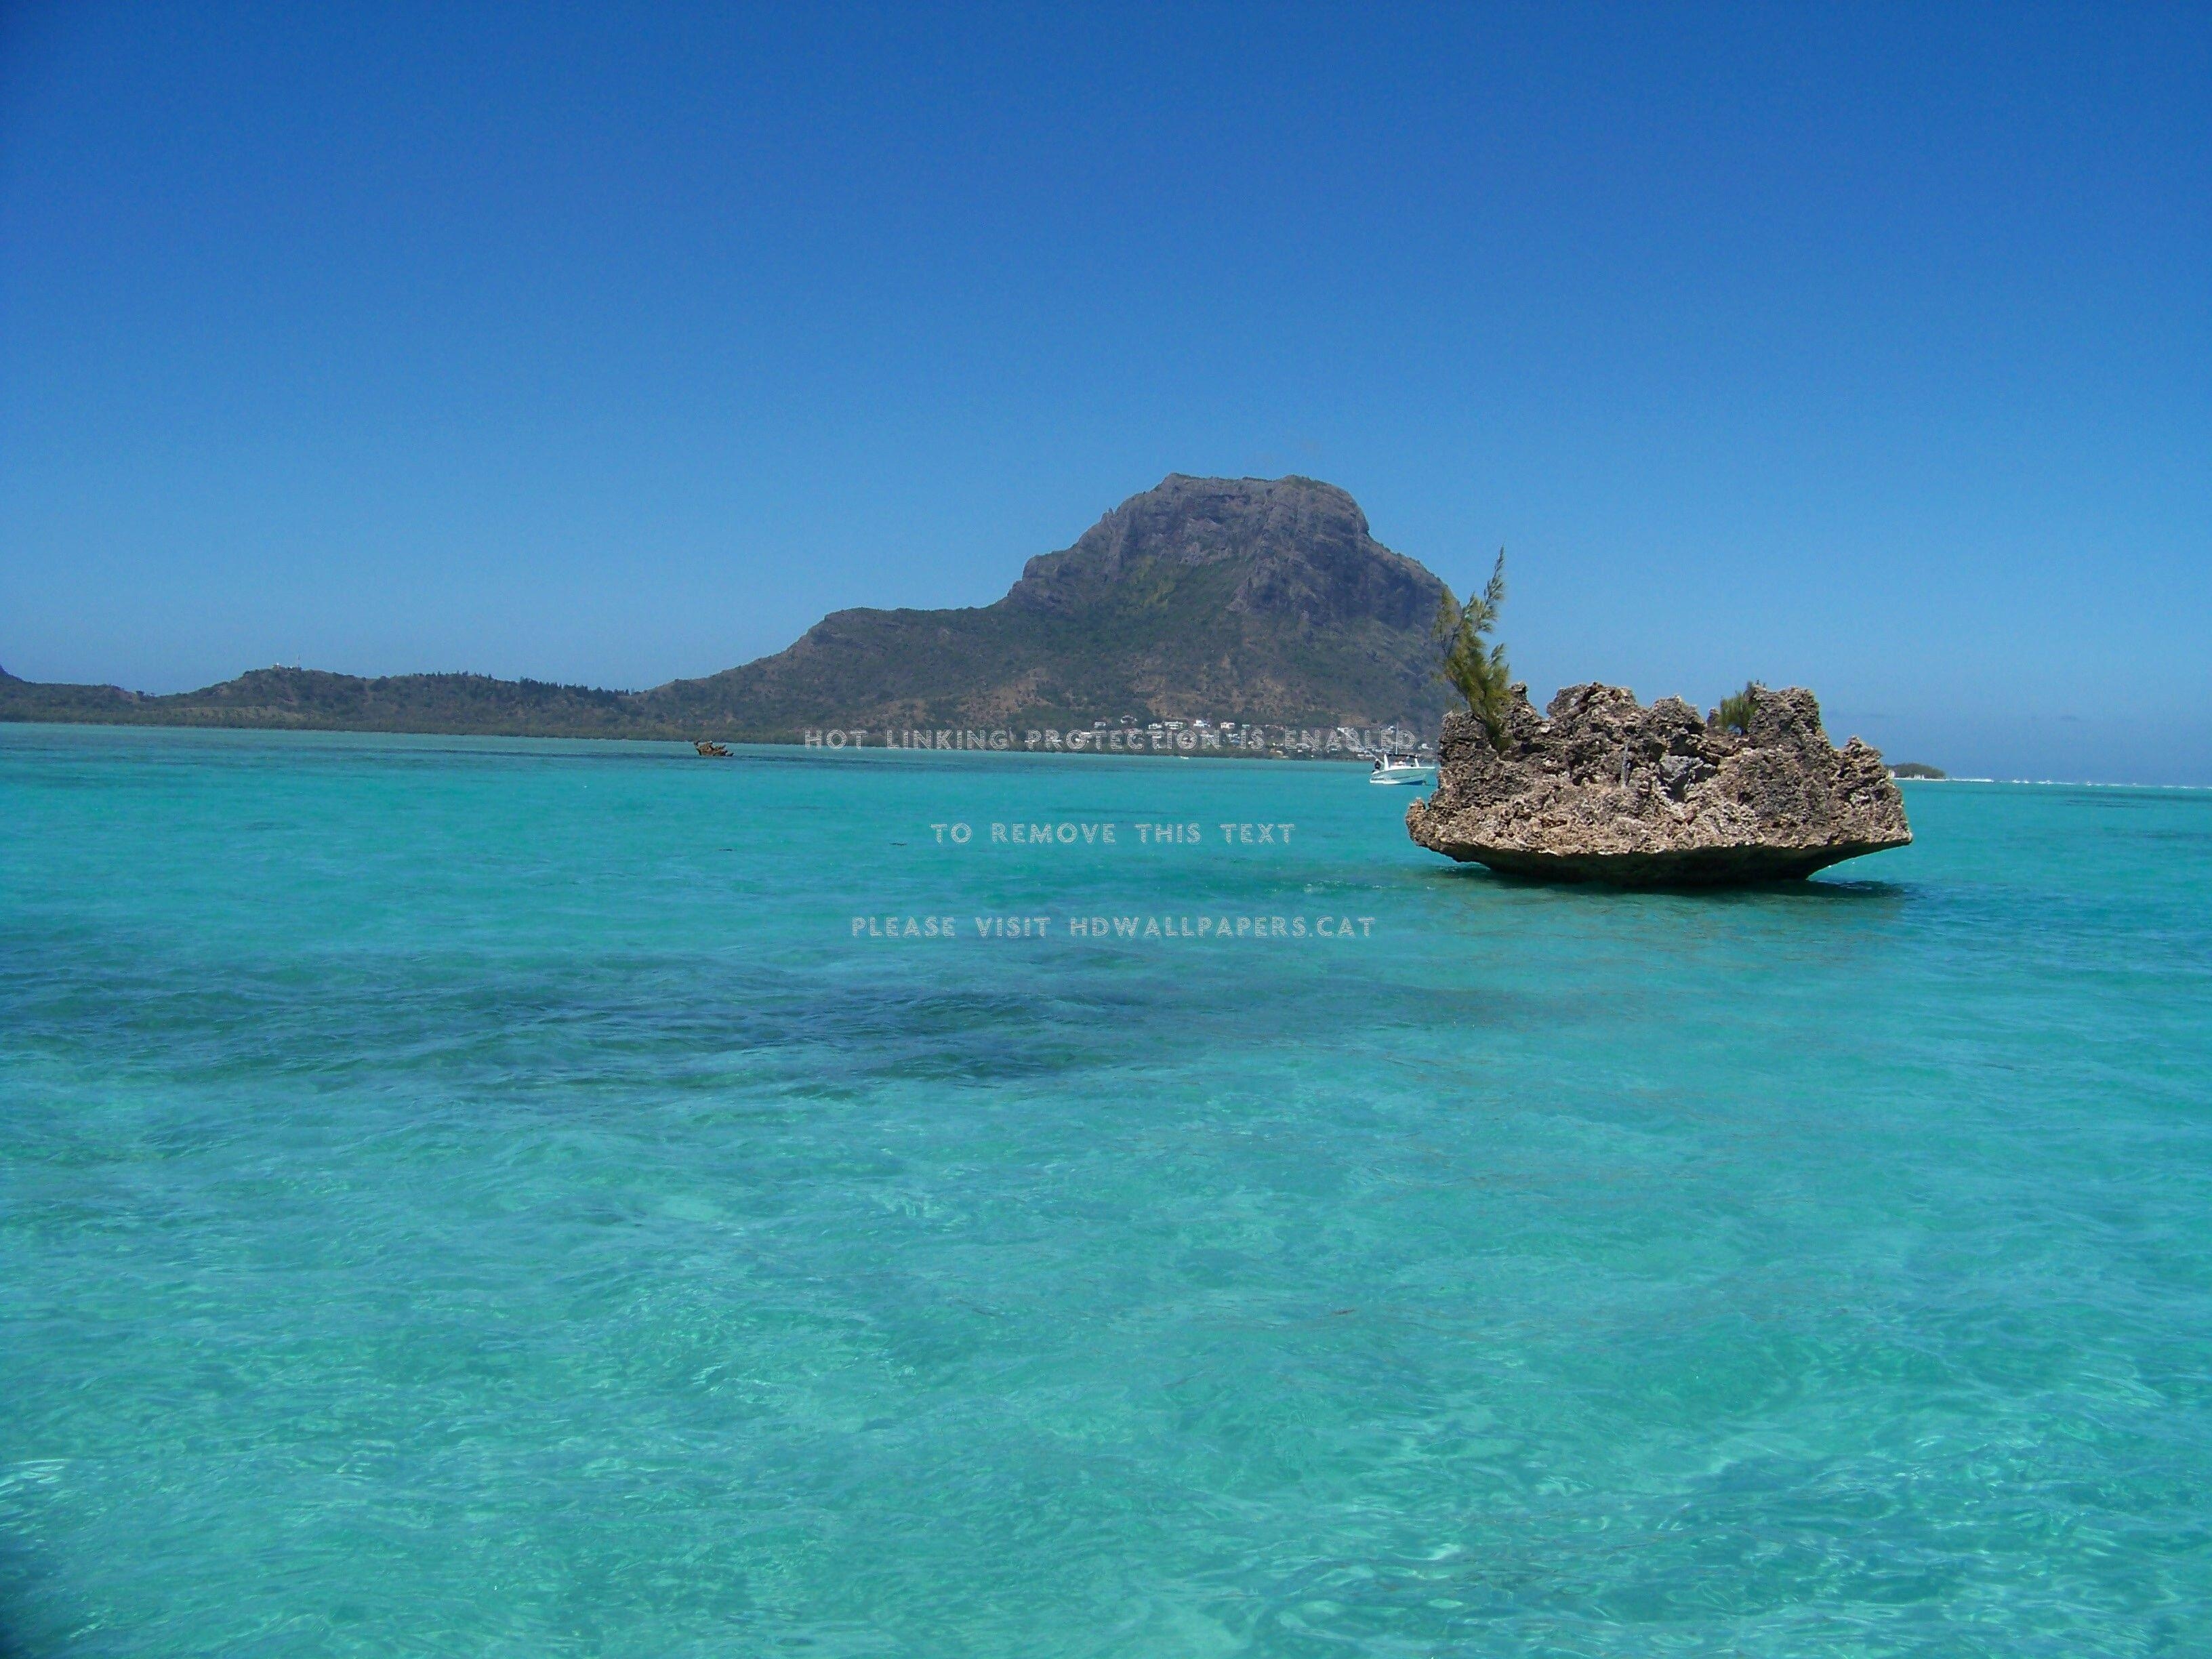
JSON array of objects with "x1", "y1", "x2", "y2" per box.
[{"x1": 3, "y1": 724, "x2": 2209, "y2": 1657}]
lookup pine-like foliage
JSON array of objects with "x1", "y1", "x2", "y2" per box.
[
  {"x1": 1716, "y1": 681, "x2": 1762, "y2": 733},
  {"x1": 1434, "y1": 550, "x2": 1512, "y2": 748}
]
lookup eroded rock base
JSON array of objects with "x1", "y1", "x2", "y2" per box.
[{"x1": 1408, "y1": 683, "x2": 1910, "y2": 887}]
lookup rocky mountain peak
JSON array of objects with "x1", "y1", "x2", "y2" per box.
[{"x1": 1005, "y1": 473, "x2": 1441, "y2": 631}]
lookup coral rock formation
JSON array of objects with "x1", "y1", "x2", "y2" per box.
[{"x1": 1407, "y1": 682, "x2": 1911, "y2": 884}]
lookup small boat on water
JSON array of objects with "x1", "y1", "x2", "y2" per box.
[
  {"x1": 1368, "y1": 752, "x2": 1435, "y2": 785},
  {"x1": 695, "y1": 740, "x2": 732, "y2": 758}
]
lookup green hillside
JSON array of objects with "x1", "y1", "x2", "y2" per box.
[{"x1": 3, "y1": 475, "x2": 1455, "y2": 742}]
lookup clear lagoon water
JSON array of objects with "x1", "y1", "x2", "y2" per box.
[{"x1": 3, "y1": 722, "x2": 2209, "y2": 1657}]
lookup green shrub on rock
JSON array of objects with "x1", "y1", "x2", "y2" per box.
[{"x1": 1435, "y1": 550, "x2": 1512, "y2": 748}]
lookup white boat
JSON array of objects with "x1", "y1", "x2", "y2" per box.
[{"x1": 1368, "y1": 752, "x2": 1435, "y2": 785}]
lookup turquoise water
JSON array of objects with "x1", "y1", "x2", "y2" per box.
[{"x1": 3, "y1": 724, "x2": 2209, "y2": 1657}]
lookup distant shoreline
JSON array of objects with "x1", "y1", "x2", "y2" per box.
[
  {"x1": 0, "y1": 669, "x2": 1430, "y2": 760},
  {"x1": 5, "y1": 720, "x2": 2205, "y2": 790},
  {"x1": 0, "y1": 717, "x2": 1395, "y2": 763}
]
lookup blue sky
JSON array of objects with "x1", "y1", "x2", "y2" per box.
[{"x1": 3, "y1": 2, "x2": 2207, "y2": 779}]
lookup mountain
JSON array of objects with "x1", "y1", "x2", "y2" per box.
[
  {"x1": 643, "y1": 474, "x2": 1450, "y2": 732},
  {"x1": 1, "y1": 475, "x2": 1456, "y2": 741}
]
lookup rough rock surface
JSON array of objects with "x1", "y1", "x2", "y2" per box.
[{"x1": 1406, "y1": 682, "x2": 1911, "y2": 885}]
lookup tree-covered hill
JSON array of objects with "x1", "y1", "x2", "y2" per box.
[{"x1": 3, "y1": 475, "x2": 1456, "y2": 741}]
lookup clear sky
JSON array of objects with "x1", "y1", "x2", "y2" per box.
[{"x1": 3, "y1": 2, "x2": 2207, "y2": 780}]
